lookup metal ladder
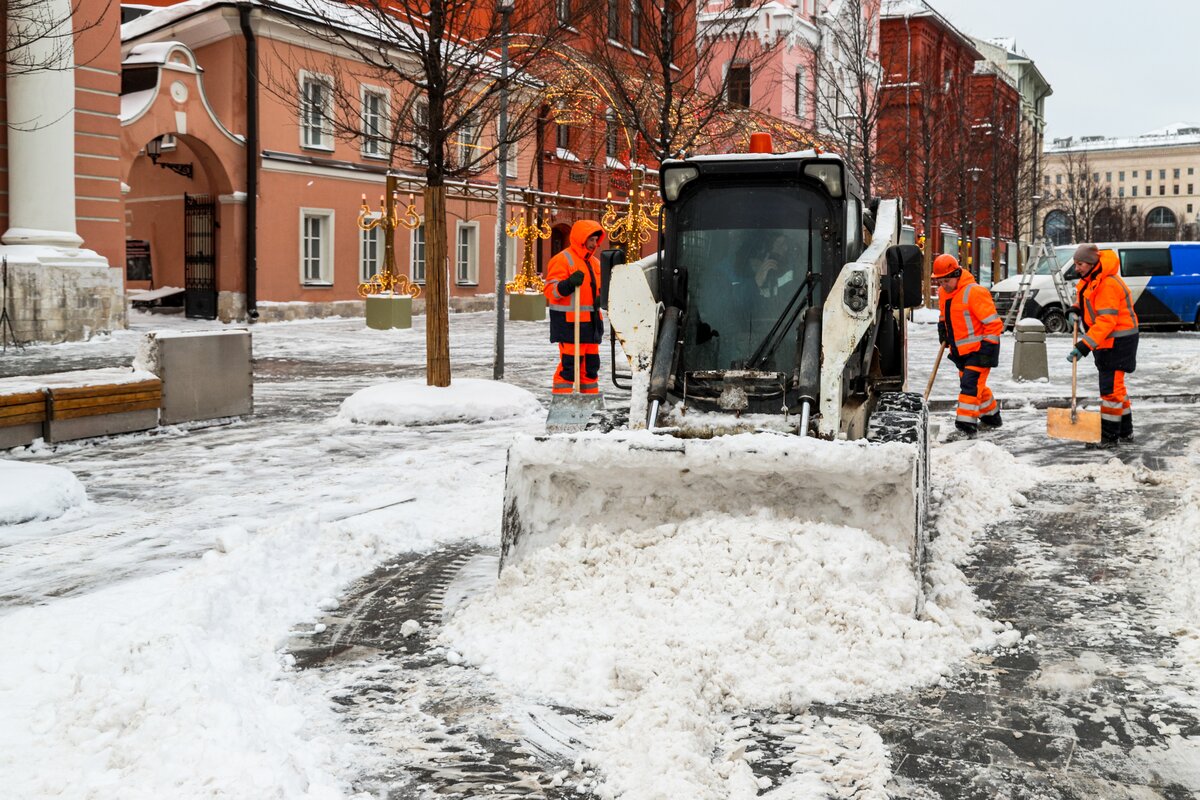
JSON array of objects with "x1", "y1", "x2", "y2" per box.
[{"x1": 1003, "y1": 239, "x2": 1072, "y2": 329}]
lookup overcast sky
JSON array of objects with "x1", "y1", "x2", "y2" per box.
[{"x1": 926, "y1": 0, "x2": 1200, "y2": 141}]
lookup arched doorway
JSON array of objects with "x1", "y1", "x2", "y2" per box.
[
  {"x1": 1043, "y1": 210, "x2": 1071, "y2": 245},
  {"x1": 1144, "y1": 206, "x2": 1177, "y2": 241},
  {"x1": 1091, "y1": 207, "x2": 1122, "y2": 241},
  {"x1": 127, "y1": 133, "x2": 223, "y2": 318},
  {"x1": 120, "y1": 42, "x2": 244, "y2": 320}
]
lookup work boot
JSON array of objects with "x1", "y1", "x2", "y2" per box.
[
  {"x1": 980, "y1": 411, "x2": 1003, "y2": 429},
  {"x1": 1120, "y1": 415, "x2": 1133, "y2": 441},
  {"x1": 946, "y1": 422, "x2": 977, "y2": 442},
  {"x1": 1085, "y1": 437, "x2": 1119, "y2": 451}
]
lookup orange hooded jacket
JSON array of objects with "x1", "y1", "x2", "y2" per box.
[
  {"x1": 1076, "y1": 248, "x2": 1138, "y2": 352},
  {"x1": 544, "y1": 220, "x2": 605, "y2": 344},
  {"x1": 939, "y1": 270, "x2": 1002, "y2": 360}
]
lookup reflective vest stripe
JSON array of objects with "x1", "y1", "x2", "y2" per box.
[
  {"x1": 980, "y1": 313, "x2": 1000, "y2": 325},
  {"x1": 549, "y1": 302, "x2": 595, "y2": 312}
]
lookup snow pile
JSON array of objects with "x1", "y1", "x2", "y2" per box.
[
  {"x1": 909, "y1": 306, "x2": 939, "y2": 324},
  {"x1": 0, "y1": 513, "x2": 392, "y2": 799},
  {"x1": 338, "y1": 378, "x2": 543, "y2": 426},
  {"x1": 0, "y1": 460, "x2": 87, "y2": 525},
  {"x1": 503, "y1": 431, "x2": 924, "y2": 566},
  {"x1": 444, "y1": 438, "x2": 1039, "y2": 798}
]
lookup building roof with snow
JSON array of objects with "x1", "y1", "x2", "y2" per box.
[{"x1": 1047, "y1": 123, "x2": 1200, "y2": 153}]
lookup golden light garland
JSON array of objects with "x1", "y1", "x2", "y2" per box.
[
  {"x1": 505, "y1": 194, "x2": 551, "y2": 294},
  {"x1": 602, "y1": 166, "x2": 661, "y2": 248},
  {"x1": 356, "y1": 176, "x2": 422, "y2": 299}
]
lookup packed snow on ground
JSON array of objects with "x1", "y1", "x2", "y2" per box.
[
  {"x1": 1148, "y1": 444, "x2": 1200, "y2": 699},
  {"x1": 337, "y1": 378, "x2": 543, "y2": 426},
  {"x1": 0, "y1": 460, "x2": 87, "y2": 525},
  {"x1": 443, "y1": 438, "x2": 1039, "y2": 799}
]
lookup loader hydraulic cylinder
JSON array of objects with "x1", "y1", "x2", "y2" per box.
[{"x1": 647, "y1": 306, "x2": 682, "y2": 426}]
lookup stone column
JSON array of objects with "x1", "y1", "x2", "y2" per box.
[{"x1": 3, "y1": 0, "x2": 83, "y2": 247}]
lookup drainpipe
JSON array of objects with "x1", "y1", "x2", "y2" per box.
[{"x1": 239, "y1": 3, "x2": 259, "y2": 319}]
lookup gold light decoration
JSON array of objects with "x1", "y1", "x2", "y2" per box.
[
  {"x1": 602, "y1": 166, "x2": 661, "y2": 248},
  {"x1": 357, "y1": 174, "x2": 422, "y2": 299},
  {"x1": 505, "y1": 193, "x2": 551, "y2": 294},
  {"x1": 545, "y1": 70, "x2": 602, "y2": 127}
]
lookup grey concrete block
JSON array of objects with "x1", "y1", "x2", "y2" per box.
[
  {"x1": 147, "y1": 330, "x2": 254, "y2": 425},
  {"x1": 0, "y1": 422, "x2": 43, "y2": 450},
  {"x1": 45, "y1": 408, "x2": 158, "y2": 443}
]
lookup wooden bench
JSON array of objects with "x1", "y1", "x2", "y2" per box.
[
  {"x1": 0, "y1": 389, "x2": 48, "y2": 449},
  {"x1": 47, "y1": 379, "x2": 162, "y2": 421},
  {"x1": 0, "y1": 369, "x2": 163, "y2": 448}
]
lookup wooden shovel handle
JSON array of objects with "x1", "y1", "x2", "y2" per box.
[
  {"x1": 924, "y1": 344, "x2": 946, "y2": 403},
  {"x1": 572, "y1": 286, "x2": 581, "y2": 393},
  {"x1": 1070, "y1": 320, "x2": 1079, "y2": 423}
]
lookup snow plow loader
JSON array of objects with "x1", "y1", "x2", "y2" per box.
[{"x1": 501, "y1": 137, "x2": 931, "y2": 611}]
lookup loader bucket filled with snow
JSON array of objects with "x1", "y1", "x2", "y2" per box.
[{"x1": 500, "y1": 429, "x2": 928, "y2": 613}]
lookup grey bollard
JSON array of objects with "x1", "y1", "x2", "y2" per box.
[{"x1": 1011, "y1": 318, "x2": 1049, "y2": 382}]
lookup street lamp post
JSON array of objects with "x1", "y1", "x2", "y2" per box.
[{"x1": 493, "y1": 0, "x2": 514, "y2": 380}]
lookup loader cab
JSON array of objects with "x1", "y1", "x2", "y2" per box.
[{"x1": 658, "y1": 152, "x2": 861, "y2": 412}]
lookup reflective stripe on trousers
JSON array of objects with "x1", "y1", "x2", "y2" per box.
[
  {"x1": 956, "y1": 365, "x2": 998, "y2": 427},
  {"x1": 553, "y1": 342, "x2": 600, "y2": 394},
  {"x1": 1098, "y1": 368, "x2": 1132, "y2": 439}
]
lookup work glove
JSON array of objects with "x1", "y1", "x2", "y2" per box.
[
  {"x1": 1067, "y1": 305, "x2": 1082, "y2": 325},
  {"x1": 1065, "y1": 347, "x2": 1085, "y2": 363},
  {"x1": 558, "y1": 270, "x2": 585, "y2": 296},
  {"x1": 936, "y1": 321, "x2": 948, "y2": 346},
  {"x1": 978, "y1": 341, "x2": 1000, "y2": 368}
]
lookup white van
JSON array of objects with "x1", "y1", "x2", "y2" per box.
[{"x1": 991, "y1": 242, "x2": 1200, "y2": 333}]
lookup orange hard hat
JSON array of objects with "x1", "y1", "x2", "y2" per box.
[{"x1": 931, "y1": 254, "x2": 961, "y2": 279}]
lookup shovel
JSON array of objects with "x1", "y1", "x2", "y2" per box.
[
  {"x1": 1047, "y1": 321, "x2": 1101, "y2": 442},
  {"x1": 924, "y1": 344, "x2": 946, "y2": 403},
  {"x1": 545, "y1": 283, "x2": 605, "y2": 433}
]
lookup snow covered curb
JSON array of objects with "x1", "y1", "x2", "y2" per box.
[
  {"x1": 337, "y1": 378, "x2": 543, "y2": 426},
  {"x1": 0, "y1": 460, "x2": 87, "y2": 525},
  {"x1": 442, "y1": 439, "x2": 1039, "y2": 798}
]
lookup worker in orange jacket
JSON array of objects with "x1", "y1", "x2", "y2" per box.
[
  {"x1": 543, "y1": 220, "x2": 605, "y2": 394},
  {"x1": 1066, "y1": 243, "x2": 1139, "y2": 448},
  {"x1": 933, "y1": 254, "x2": 1003, "y2": 439}
]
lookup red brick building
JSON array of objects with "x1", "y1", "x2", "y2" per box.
[{"x1": 877, "y1": 0, "x2": 1019, "y2": 290}]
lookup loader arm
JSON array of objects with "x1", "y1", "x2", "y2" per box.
[{"x1": 819, "y1": 199, "x2": 901, "y2": 438}]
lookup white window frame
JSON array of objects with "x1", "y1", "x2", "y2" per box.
[
  {"x1": 497, "y1": 120, "x2": 517, "y2": 178},
  {"x1": 299, "y1": 208, "x2": 335, "y2": 286},
  {"x1": 412, "y1": 100, "x2": 429, "y2": 166},
  {"x1": 455, "y1": 220, "x2": 480, "y2": 285},
  {"x1": 605, "y1": 108, "x2": 619, "y2": 159},
  {"x1": 457, "y1": 114, "x2": 480, "y2": 171},
  {"x1": 360, "y1": 224, "x2": 382, "y2": 282},
  {"x1": 410, "y1": 222, "x2": 427, "y2": 283},
  {"x1": 361, "y1": 86, "x2": 390, "y2": 159},
  {"x1": 299, "y1": 71, "x2": 334, "y2": 151}
]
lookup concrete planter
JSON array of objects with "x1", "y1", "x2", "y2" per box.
[
  {"x1": 366, "y1": 294, "x2": 413, "y2": 330},
  {"x1": 508, "y1": 292, "x2": 546, "y2": 322}
]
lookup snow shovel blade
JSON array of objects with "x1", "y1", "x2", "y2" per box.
[
  {"x1": 500, "y1": 430, "x2": 927, "y2": 615},
  {"x1": 544, "y1": 393, "x2": 605, "y2": 434},
  {"x1": 1046, "y1": 407, "x2": 1102, "y2": 442}
]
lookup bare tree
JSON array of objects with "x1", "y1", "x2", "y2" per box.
[
  {"x1": 4, "y1": 0, "x2": 115, "y2": 76},
  {"x1": 565, "y1": 0, "x2": 784, "y2": 165},
  {"x1": 811, "y1": 0, "x2": 884, "y2": 203},
  {"x1": 262, "y1": 0, "x2": 571, "y2": 387}
]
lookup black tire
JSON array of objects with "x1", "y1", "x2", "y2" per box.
[{"x1": 1041, "y1": 306, "x2": 1069, "y2": 334}]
